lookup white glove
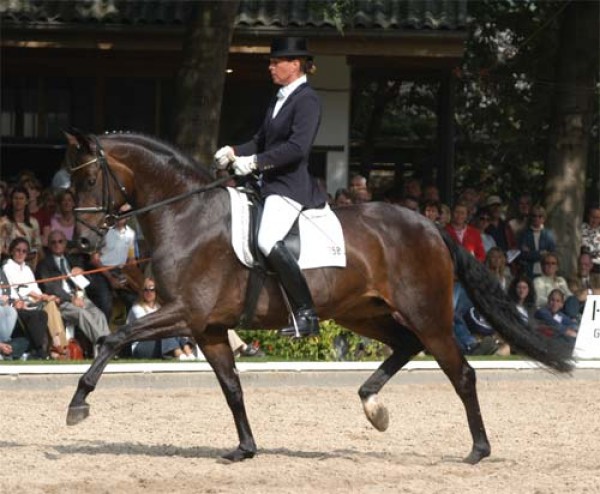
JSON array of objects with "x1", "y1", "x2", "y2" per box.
[
  {"x1": 232, "y1": 155, "x2": 257, "y2": 176},
  {"x1": 214, "y1": 146, "x2": 235, "y2": 169}
]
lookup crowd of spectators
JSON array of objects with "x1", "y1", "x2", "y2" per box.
[
  {"x1": 1, "y1": 167, "x2": 598, "y2": 360},
  {"x1": 331, "y1": 174, "x2": 600, "y2": 356}
]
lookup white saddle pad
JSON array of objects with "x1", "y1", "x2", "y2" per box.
[{"x1": 226, "y1": 187, "x2": 346, "y2": 270}]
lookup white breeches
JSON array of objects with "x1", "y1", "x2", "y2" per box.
[{"x1": 257, "y1": 194, "x2": 303, "y2": 256}]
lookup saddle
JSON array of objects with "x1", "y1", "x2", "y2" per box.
[{"x1": 227, "y1": 185, "x2": 345, "y2": 328}]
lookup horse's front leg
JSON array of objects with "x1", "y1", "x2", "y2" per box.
[
  {"x1": 198, "y1": 328, "x2": 257, "y2": 462},
  {"x1": 67, "y1": 303, "x2": 188, "y2": 426}
]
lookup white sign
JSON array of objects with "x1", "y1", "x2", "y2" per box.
[{"x1": 573, "y1": 295, "x2": 600, "y2": 359}]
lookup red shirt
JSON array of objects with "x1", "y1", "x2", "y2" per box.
[{"x1": 445, "y1": 224, "x2": 486, "y2": 262}]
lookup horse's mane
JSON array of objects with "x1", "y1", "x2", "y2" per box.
[{"x1": 101, "y1": 132, "x2": 214, "y2": 183}]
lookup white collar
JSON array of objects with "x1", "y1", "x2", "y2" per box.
[{"x1": 279, "y1": 75, "x2": 307, "y2": 99}]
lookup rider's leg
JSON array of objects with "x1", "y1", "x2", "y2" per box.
[{"x1": 257, "y1": 195, "x2": 319, "y2": 337}]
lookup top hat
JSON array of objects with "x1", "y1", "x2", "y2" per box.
[{"x1": 270, "y1": 37, "x2": 312, "y2": 59}]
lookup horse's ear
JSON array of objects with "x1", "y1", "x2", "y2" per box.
[{"x1": 63, "y1": 127, "x2": 91, "y2": 152}]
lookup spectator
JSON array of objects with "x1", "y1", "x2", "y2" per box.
[
  {"x1": 438, "y1": 203, "x2": 451, "y2": 227},
  {"x1": 36, "y1": 229, "x2": 110, "y2": 353},
  {"x1": 445, "y1": 202, "x2": 486, "y2": 262},
  {"x1": 127, "y1": 277, "x2": 198, "y2": 360},
  {"x1": 452, "y1": 281, "x2": 498, "y2": 355},
  {"x1": 508, "y1": 193, "x2": 532, "y2": 240},
  {"x1": 532, "y1": 253, "x2": 579, "y2": 318},
  {"x1": 334, "y1": 188, "x2": 353, "y2": 207},
  {"x1": 0, "y1": 186, "x2": 43, "y2": 269},
  {"x1": 398, "y1": 195, "x2": 419, "y2": 212},
  {"x1": 471, "y1": 208, "x2": 496, "y2": 253},
  {"x1": 421, "y1": 200, "x2": 441, "y2": 223},
  {"x1": 87, "y1": 203, "x2": 141, "y2": 324},
  {"x1": 422, "y1": 183, "x2": 440, "y2": 202},
  {"x1": 457, "y1": 187, "x2": 480, "y2": 222},
  {"x1": 534, "y1": 289, "x2": 578, "y2": 347},
  {"x1": 485, "y1": 247, "x2": 512, "y2": 291},
  {"x1": 517, "y1": 205, "x2": 556, "y2": 279},
  {"x1": 3, "y1": 236, "x2": 68, "y2": 357},
  {"x1": 348, "y1": 174, "x2": 372, "y2": 203},
  {"x1": 0, "y1": 268, "x2": 25, "y2": 360},
  {"x1": 0, "y1": 181, "x2": 8, "y2": 215},
  {"x1": 21, "y1": 177, "x2": 51, "y2": 248},
  {"x1": 2, "y1": 238, "x2": 52, "y2": 359},
  {"x1": 567, "y1": 252, "x2": 600, "y2": 317},
  {"x1": 403, "y1": 178, "x2": 422, "y2": 201},
  {"x1": 508, "y1": 275, "x2": 537, "y2": 323},
  {"x1": 581, "y1": 206, "x2": 600, "y2": 272},
  {"x1": 50, "y1": 189, "x2": 77, "y2": 242},
  {"x1": 484, "y1": 195, "x2": 516, "y2": 252}
]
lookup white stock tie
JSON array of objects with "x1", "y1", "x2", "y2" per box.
[{"x1": 272, "y1": 88, "x2": 285, "y2": 118}]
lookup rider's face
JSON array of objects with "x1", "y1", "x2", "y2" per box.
[{"x1": 269, "y1": 58, "x2": 301, "y2": 86}]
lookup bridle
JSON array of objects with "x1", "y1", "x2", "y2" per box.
[{"x1": 70, "y1": 134, "x2": 234, "y2": 234}]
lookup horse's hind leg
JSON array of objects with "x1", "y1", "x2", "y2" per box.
[
  {"x1": 357, "y1": 326, "x2": 424, "y2": 432},
  {"x1": 198, "y1": 328, "x2": 257, "y2": 462},
  {"x1": 425, "y1": 333, "x2": 491, "y2": 464}
]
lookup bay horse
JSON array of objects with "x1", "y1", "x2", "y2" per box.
[{"x1": 64, "y1": 130, "x2": 572, "y2": 464}]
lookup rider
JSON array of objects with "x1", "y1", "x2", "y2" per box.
[{"x1": 214, "y1": 36, "x2": 326, "y2": 337}]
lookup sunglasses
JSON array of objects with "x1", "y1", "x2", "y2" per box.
[
  {"x1": 479, "y1": 216, "x2": 490, "y2": 220},
  {"x1": 143, "y1": 287, "x2": 156, "y2": 292}
]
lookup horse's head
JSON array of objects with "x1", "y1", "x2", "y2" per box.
[{"x1": 63, "y1": 129, "x2": 135, "y2": 250}]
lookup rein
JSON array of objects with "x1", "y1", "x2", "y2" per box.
[{"x1": 72, "y1": 135, "x2": 233, "y2": 224}]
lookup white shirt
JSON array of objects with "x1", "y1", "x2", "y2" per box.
[
  {"x1": 53, "y1": 254, "x2": 73, "y2": 294},
  {"x1": 100, "y1": 224, "x2": 136, "y2": 266},
  {"x1": 272, "y1": 75, "x2": 307, "y2": 119},
  {"x1": 2, "y1": 258, "x2": 41, "y2": 301}
]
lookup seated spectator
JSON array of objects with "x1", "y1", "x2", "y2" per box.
[
  {"x1": 532, "y1": 253, "x2": 579, "y2": 318},
  {"x1": 50, "y1": 189, "x2": 77, "y2": 242},
  {"x1": 581, "y1": 206, "x2": 600, "y2": 272},
  {"x1": 422, "y1": 183, "x2": 440, "y2": 203},
  {"x1": 438, "y1": 203, "x2": 451, "y2": 227},
  {"x1": 21, "y1": 177, "x2": 52, "y2": 248},
  {"x1": 0, "y1": 186, "x2": 43, "y2": 269},
  {"x1": 2, "y1": 237, "x2": 68, "y2": 358},
  {"x1": 517, "y1": 205, "x2": 556, "y2": 279},
  {"x1": 398, "y1": 195, "x2": 419, "y2": 212},
  {"x1": 534, "y1": 289, "x2": 578, "y2": 347},
  {"x1": 128, "y1": 278, "x2": 263, "y2": 359},
  {"x1": 0, "y1": 267, "x2": 29, "y2": 360},
  {"x1": 452, "y1": 281, "x2": 498, "y2": 355},
  {"x1": 445, "y1": 202, "x2": 486, "y2": 262},
  {"x1": 88, "y1": 203, "x2": 141, "y2": 324},
  {"x1": 456, "y1": 187, "x2": 480, "y2": 222},
  {"x1": 127, "y1": 277, "x2": 198, "y2": 360},
  {"x1": 484, "y1": 195, "x2": 516, "y2": 252},
  {"x1": 2, "y1": 238, "x2": 53, "y2": 359},
  {"x1": 334, "y1": 188, "x2": 353, "y2": 207},
  {"x1": 348, "y1": 174, "x2": 372, "y2": 203},
  {"x1": 403, "y1": 178, "x2": 422, "y2": 201},
  {"x1": 508, "y1": 193, "x2": 532, "y2": 240},
  {"x1": 485, "y1": 247, "x2": 512, "y2": 291},
  {"x1": 421, "y1": 199, "x2": 441, "y2": 223},
  {"x1": 472, "y1": 208, "x2": 496, "y2": 253},
  {"x1": 36, "y1": 230, "x2": 110, "y2": 353},
  {"x1": 508, "y1": 275, "x2": 537, "y2": 323},
  {"x1": 567, "y1": 252, "x2": 600, "y2": 317}
]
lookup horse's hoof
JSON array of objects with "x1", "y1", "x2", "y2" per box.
[
  {"x1": 463, "y1": 445, "x2": 491, "y2": 465},
  {"x1": 362, "y1": 395, "x2": 389, "y2": 432},
  {"x1": 218, "y1": 448, "x2": 256, "y2": 463},
  {"x1": 66, "y1": 404, "x2": 90, "y2": 426}
]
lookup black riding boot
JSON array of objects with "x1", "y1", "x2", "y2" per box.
[{"x1": 267, "y1": 241, "x2": 319, "y2": 337}]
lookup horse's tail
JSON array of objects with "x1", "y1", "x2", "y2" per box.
[{"x1": 439, "y1": 228, "x2": 574, "y2": 373}]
